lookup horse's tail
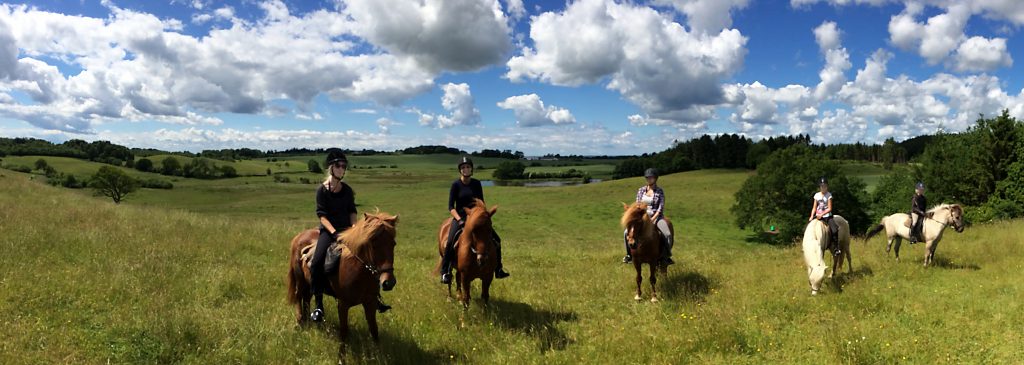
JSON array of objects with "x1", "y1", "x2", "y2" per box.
[
  {"x1": 286, "y1": 263, "x2": 300, "y2": 305},
  {"x1": 865, "y1": 220, "x2": 885, "y2": 240}
]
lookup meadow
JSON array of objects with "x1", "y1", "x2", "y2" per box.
[{"x1": 0, "y1": 156, "x2": 1020, "y2": 364}]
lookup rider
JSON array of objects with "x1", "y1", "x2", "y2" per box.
[
  {"x1": 622, "y1": 168, "x2": 674, "y2": 266},
  {"x1": 809, "y1": 177, "x2": 840, "y2": 256},
  {"x1": 439, "y1": 156, "x2": 510, "y2": 284},
  {"x1": 909, "y1": 181, "x2": 927, "y2": 244},
  {"x1": 309, "y1": 148, "x2": 389, "y2": 323}
]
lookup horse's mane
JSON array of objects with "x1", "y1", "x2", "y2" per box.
[
  {"x1": 620, "y1": 202, "x2": 649, "y2": 229},
  {"x1": 926, "y1": 203, "x2": 961, "y2": 219},
  {"x1": 463, "y1": 198, "x2": 492, "y2": 234},
  {"x1": 339, "y1": 209, "x2": 398, "y2": 256}
]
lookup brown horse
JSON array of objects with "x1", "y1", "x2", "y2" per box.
[
  {"x1": 434, "y1": 199, "x2": 498, "y2": 309},
  {"x1": 286, "y1": 211, "x2": 398, "y2": 354},
  {"x1": 622, "y1": 202, "x2": 674, "y2": 303}
]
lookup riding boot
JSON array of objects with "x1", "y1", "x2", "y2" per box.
[
  {"x1": 622, "y1": 230, "x2": 632, "y2": 263},
  {"x1": 440, "y1": 245, "x2": 455, "y2": 284},
  {"x1": 494, "y1": 239, "x2": 510, "y2": 278},
  {"x1": 310, "y1": 292, "x2": 325, "y2": 322},
  {"x1": 659, "y1": 236, "x2": 674, "y2": 265}
]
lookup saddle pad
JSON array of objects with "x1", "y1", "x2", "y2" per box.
[{"x1": 300, "y1": 242, "x2": 343, "y2": 274}]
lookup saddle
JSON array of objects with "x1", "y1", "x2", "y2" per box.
[{"x1": 300, "y1": 241, "x2": 343, "y2": 274}]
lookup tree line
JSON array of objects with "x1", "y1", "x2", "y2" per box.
[{"x1": 733, "y1": 110, "x2": 1024, "y2": 244}]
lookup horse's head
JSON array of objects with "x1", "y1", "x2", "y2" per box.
[
  {"x1": 621, "y1": 202, "x2": 650, "y2": 247},
  {"x1": 930, "y1": 204, "x2": 965, "y2": 233},
  {"x1": 809, "y1": 265, "x2": 828, "y2": 295},
  {"x1": 353, "y1": 211, "x2": 399, "y2": 291},
  {"x1": 949, "y1": 204, "x2": 965, "y2": 233},
  {"x1": 463, "y1": 199, "x2": 498, "y2": 267}
]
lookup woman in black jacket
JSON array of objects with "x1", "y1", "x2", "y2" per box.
[{"x1": 439, "y1": 156, "x2": 510, "y2": 284}]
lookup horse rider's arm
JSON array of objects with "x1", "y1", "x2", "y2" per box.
[
  {"x1": 320, "y1": 216, "x2": 338, "y2": 236},
  {"x1": 450, "y1": 209, "x2": 461, "y2": 221},
  {"x1": 809, "y1": 200, "x2": 818, "y2": 220}
]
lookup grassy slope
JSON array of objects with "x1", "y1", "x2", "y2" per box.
[{"x1": 0, "y1": 166, "x2": 1020, "y2": 364}]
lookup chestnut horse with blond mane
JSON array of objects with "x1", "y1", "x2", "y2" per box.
[
  {"x1": 621, "y1": 202, "x2": 674, "y2": 302},
  {"x1": 434, "y1": 198, "x2": 498, "y2": 309},
  {"x1": 286, "y1": 211, "x2": 398, "y2": 354}
]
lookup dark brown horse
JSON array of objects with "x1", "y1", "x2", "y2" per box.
[
  {"x1": 621, "y1": 202, "x2": 674, "y2": 303},
  {"x1": 287, "y1": 211, "x2": 398, "y2": 354},
  {"x1": 434, "y1": 199, "x2": 498, "y2": 309}
]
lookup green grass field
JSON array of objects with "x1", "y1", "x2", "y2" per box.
[{"x1": 1, "y1": 160, "x2": 1020, "y2": 364}]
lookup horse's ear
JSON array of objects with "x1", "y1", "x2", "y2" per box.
[
  {"x1": 622, "y1": 202, "x2": 629, "y2": 211},
  {"x1": 488, "y1": 205, "x2": 498, "y2": 217},
  {"x1": 385, "y1": 214, "x2": 399, "y2": 225},
  {"x1": 363, "y1": 212, "x2": 374, "y2": 221}
]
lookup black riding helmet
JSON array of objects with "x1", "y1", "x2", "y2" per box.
[
  {"x1": 644, "y1": 168, "x2": 659, "y2": 178},
  {"x1": 818, "y1": 176, "x2": 828, "y2": 186},
  {"x1": 457, "y1": 156, "x2": 474, "y2": 170},
  {"x1": 325, "y1": 148, "x2": 347, "y2": 167}
]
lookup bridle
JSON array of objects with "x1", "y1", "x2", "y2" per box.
[{"x1": 342, "y1": 240, "x2": 394, "y2": 277}]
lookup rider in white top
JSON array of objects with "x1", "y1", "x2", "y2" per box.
[{"x1": 808, "y1": 177, "x2": 840, "y2": 256}]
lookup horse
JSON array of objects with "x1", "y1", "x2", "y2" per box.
[
  {"x1": 433, "y1": 199, "x2": 498, "y2": 309},
  {"x1": 621, "y1": 202, "x2": 674, "y2": 303},
  {"x1": 801, "y1": 215, "x2": 851, "y2": 295},
  {"x1": 865, "y1": 203, "x2": 964, "y2": 266},
  {"x1": 286, "y1": 211, "x2": 398, "y2": 355}
]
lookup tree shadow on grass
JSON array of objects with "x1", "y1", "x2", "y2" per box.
[
  {"x1": 484, "y1": 299, "x2": 578, "y2": 353},
  {"x1": 659, "y1": 269, "x2": 715, "y2": 302},
  {"x1": 930, "y1": 256, "x2": 981, "y2": 271}
]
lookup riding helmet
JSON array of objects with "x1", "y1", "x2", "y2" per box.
[
  {"x1": 644, "y1": 168, "x2": 659, "y2": 178},
  {"x1": 916, "y1": 181, "x2": 925, "y2": 189},
  {"x1": 458, "y1": 156, "x2": 474, "y2": 170},
  {"x1": 325, "y1": 148, "x2": 347, "y2": 166},
  {"x1": 818, "y1": 176, "x2": 828, "y2": 186}
]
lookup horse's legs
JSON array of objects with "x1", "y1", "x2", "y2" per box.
[
  {"x1": 363, "y1": 303, "x2": 380, "y2": 342},
  {"x1": 459, "y1": 272, "x2": 472, "y2": 309},
  {"x1": 337, "y1": 302, "x2": 350, "y2": 361},
  {"x1": 846, "y1": 246, "x2": 853, "y2": 273},
  {"x1": 924, "y1": 240, "x2": 937, "y2": 266},
  {"x1": 886, "y1": 236, "x2": 893, "y2": 254},
  {"x1": 634, "y1": 262, "x2": 643, "y2": 301},
  {"x1": 893, "y1": 236, "x2": 903, "y2": 262},
  {"x1": 649, "y1": 263, "x2": 658, "y2": 303},
  {"x1": 481, "y1": 275, "x2": 492, "y2": 307}
]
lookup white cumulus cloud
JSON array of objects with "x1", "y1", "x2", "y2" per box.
[{"x1": 497, "y1": 94, "x2": 575, "y2": 127}]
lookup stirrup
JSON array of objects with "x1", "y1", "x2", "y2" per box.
[
  {"x1": 495, "y1": 267, "x2": 510, "y2": 279},
  {"x1": 377, "y1": 301, "x2": 391, "y2": 314},
  {"x1": 440, "y1": 272, "x2": 452, "y2": 284},
  {"x1": 622, "y1": 255, "x2": 632, "y2": 264}
]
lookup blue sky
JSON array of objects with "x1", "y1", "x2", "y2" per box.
[{"x1": 1, "y1": 0, "x2": 1023, "y2": 155}]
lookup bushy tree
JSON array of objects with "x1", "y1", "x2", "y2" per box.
[
  {"x1": 492, "y1": 161, "x2": 526, "y2": 179},
  {"x1": 161, "y1": 157, "x2": 182, "y2": 176},
  {"x1": 34, "y1": 158, "x2": 49, "y2": 171},
  {"x1": 219, "y1": 165, "x2": 238, "y2": 178},
  {"x1": 919, "y1": 131, "x2": 991, "y2": 206},
  {"x1": 732, "y1": 145, "x2": 869, "y2": 243},
  {"x1": 135, "y1": 158, "x2": 154, "y2": 172},
  {"x1": 90, "y1": 166, "x2": 138, "y2": 204},
  {"x1": 868, "y1": 168, "x2": 918, "y2": 222},
  {"x1": 308, "y1": 159, "x2": 322, "y2": 173}
]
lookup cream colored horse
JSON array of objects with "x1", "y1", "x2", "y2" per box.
[
  {"x1": 865, "y1": 204, "x2": 964, "y2": 266},
  {"x1": 801, "y1": 215, "x2": 851, "y2": 295}
]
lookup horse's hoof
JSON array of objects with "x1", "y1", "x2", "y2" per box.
[
  {"x1": 650, "y1": 297, "x2": 659, "y2": 303},
  {"x1": 811, "y1": 290, "x2": 818, "y2": 296},
  {"x1": 634, "y1": 294, "x2": 642, "y2": 301}
]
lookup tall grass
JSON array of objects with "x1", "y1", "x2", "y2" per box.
[{"x1": 1, "y1": 167, "x2": 1020, "y2": 364}]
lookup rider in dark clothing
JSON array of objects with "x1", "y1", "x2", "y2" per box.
[
  {"x1": 309, "y1": 148, "x2": 389, "y2": 323},
  {"x1": 910, "y1": 182, "x2": 927, "y2": 244},
  {"x1": 439, "y1": 156, "x2": 510, "y2": 284}
]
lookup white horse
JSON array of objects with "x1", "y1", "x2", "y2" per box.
[
  {"x1": 865, "y1": 204, "x2": 965, "y2": 266},
  {"x1": 801, "y1": 215, "x2": 851, "y2": 295}
]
